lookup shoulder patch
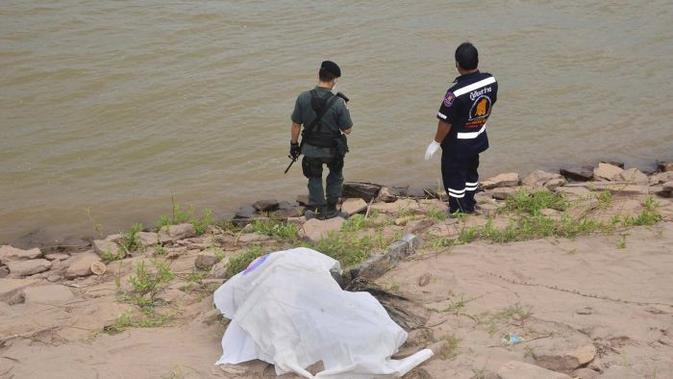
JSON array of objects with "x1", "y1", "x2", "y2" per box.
[{"x1": 443, "y1": 91, "x2": 456, "y2": 107}]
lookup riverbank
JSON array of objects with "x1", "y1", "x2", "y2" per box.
[{"x1": 1, "y1": 160, "x2": 673, "y2": 378}]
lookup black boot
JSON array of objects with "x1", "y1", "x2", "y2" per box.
[{"x1": 318, "y1": 202, "x2": 339, "y2": 220}]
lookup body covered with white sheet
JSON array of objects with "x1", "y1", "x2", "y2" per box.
[{"x1": 213, "y1": 247, "x2": 432, "y2": 378}]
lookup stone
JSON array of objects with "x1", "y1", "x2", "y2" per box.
[
  {"x1": 555, "y1": 186, "x2": 592, "y2": 198},
  {"x1": 489, "y1": 187, "x2": 518, "y2": 200},
  {"x1": 195, "y1": 254, "x2": 220, "y2": 271},
  {"x1": 579, "y1": 182, "x2": 649, "y2": 195},
  {"x1": 0, "y1": 266, "x2": 8, "y2": 278},
  {"x1": 44, "y1": 253, "x2": 69, "y2": 261},
  {"x1": 238, "y1": 233, "x2": 271, "y2": 243},
  {"x1": 663, "y1": 181, "x2": 673, "y2": 192},
  {"x1": 371, "y1": 199, "x2": 419, "y2": 214},
  {"x1": 137, "y1": 232, "x2": 159, "y2": 247},
  {"x1": 93, "y1": 239, "x2": 120, "y2": 256},
  {"x1": 497, "y1": 361, "x2": 572, "y2": 379},
  {"x1": 481, "y1": 172, "x2": 520, "y2": 189},
  {"x1": 90, "y1": 261, "x2": 107, "y2": 275},
  {"x1": 616, "y1": 168, "x2": 648, "y2": 184},
  {"x1": 377, "y1": 187, "x2": 398, "y2": 203},
  {"x1": 523, "y1": 170, "x2": 567, "y2": 190},
  {"x1": 209, "y1": 260, "x2": 228, "y2": 279},
  {"x1": 600, "y1": 160, "x2": 624, "y2": 168},
  {"x1": 0, "y1": 245, "x2": 42, "y2": 264},
  {"x1": 657, "y1": 161, "x2": 673, "y2": 172},
  {"x1": 342, "y1": 182, "x2": 382, "y2": 202},
  {"x1": 599, "y1": 365, "x2": 639, "y2": 379},
  {"x1": 235, "y1": 205, "x2": 257, "y2": 219},
  {"x1": 341, "y1": 198, "x2": 368, "y2": 216},
  {"x1": 534, "y1": 344, "x2": 597, "y2": 373},
  {"x1": 593, "y1": 162, "x2": 623, "y2": 181},
  {"x1": 302, "y1": 217, "x2": 345, "y2": 242},
  {"x1": 0, "y1": 278, "x2": 38, "y2": 303},
  {"x1": 253, "y1": 199, "x2": 279, "y2": 212},
  {"x1": 649, "y1": 171, "x2": 673, "y2": 185},
  {"x1": 23, "y1": 285, "x2": 74, "y2": 305},
  {"x1": 65, "y1": 252, "x2": 103, "y2": 279},
  {"x1": 405, "y1": 219, "x2": 435, "y2": 234},
  {"x1": 296, "y1": 195, "x2": 310, "y2": 206},
  {"x1": 158, "y1": 223, "x2": 196, "y2": 243},
  {"x1": 7, "y1": 259, "x2": 51, "y2": 277},
  {"x1": 560, "y1": 166, "x2": 594, "y2": 182},
  {"x1": 477, "y1": 203, "x2": 500, "y2": 217},
  {"x1": 572, "y1": 368, "x2": 600, "y2": 379},
  {"x1": 351, "y1": 234, "x2": 419, "y2": 280}
]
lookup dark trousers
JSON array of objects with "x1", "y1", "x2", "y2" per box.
[
  {"x1": 302, "y1": 156, "x2": 344, "y2": 209},
  {"x1": 441, "y1": 149, "x2": 479, "y2": 213}
]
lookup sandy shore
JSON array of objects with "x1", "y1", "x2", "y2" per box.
[{"x1": 2, "y1": 162, "x2": 673, "y2": 378}]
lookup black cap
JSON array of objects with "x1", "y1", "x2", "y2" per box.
[{"x1": 320, "y1": 60, "x2": 341, "y2": 78}]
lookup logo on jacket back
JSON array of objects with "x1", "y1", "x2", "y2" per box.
[{"x1": 469, "y1": 96, "x2": 492, "y2": 121}]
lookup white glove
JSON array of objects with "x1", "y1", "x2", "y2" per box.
[{"x1": 424, "y1": 141, "x2": 441, "y2": 160}]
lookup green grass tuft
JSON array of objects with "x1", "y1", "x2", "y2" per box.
[
  {"x1": 225, "y1": 246, "x2": 266, "y2": 278},
  {"x1": 505, "y1": 190, "x2": 568, "y2": 215},
  {"x1": 249, "y1": 219, "x2": 299, "y2": 241},
  {"x1": 623, "y1": 197, "x2": 662, "y2": 226},
  {"x1": 127, "y1": 260, "x2": 175, "y2": 309},
  {"x1": 426, "y1": 207, "x2": 448, "y2": 221},
  {"x1": 120, "y1": 223, "x2": 143, "y2": 253}
]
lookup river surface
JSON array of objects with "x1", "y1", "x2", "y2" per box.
[{"x1": 2, "y1": 1, "x2": 673, "y2": 244}]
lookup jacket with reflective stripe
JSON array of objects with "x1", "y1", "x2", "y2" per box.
[{"x1": 436, "y1": 71, "x2": 498, "y2": 154}]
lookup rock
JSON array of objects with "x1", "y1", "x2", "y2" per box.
[
  {"x1": 238, "y1": 233, "x2": 271, "y2": 243},
  {"x1": 7, "y1": 259, "x2": 51, "y2": 277},
  {"x1": 497, "y1": 361, "x2": 572, "y2": 379},
  {"x1": 663, "y1": 181, "x2": 673, "y2": 192},
  {"x1": 158, "y1": 223, "x2": 196, "y2": 243},
  {"x1": 599, "y1": 365, "x2": 640, "y2": 379},
  {"x1": 302, "y1": 217, "x2": 345, "y2": 242},
  {"x1": 23, "y1": 285, "x2": 74, "y2": 305},
  {"x1": 273, "y1": 203, "x2": 304, "y2": 219},
  {"x1": 0, "y1": 278, "x2": 38, "y2": 303},
  {"x1": 657, "y1": 161, "x2": 673, "y2": 172},
  {"x1": 649, "y1": 171, "x2": 673, "y2": 185},
  {"x1": 287, "y1": 216, "x2": 306, "y2": 225},
  {"x1": 578, "y1": 182, "x2": 649, "y2": 195},
  {"x1": 534, "y1": 344, "x2": 597, "y2": 373},
  {"x1": 93, "y1": 239, "x2": 120, "y2": 256},
  {"x1": 342, "y1": 182, "x2": 382, "y2": 202},
  {"x1": 296, "y1": 195, "x2": 310, "y2": 206},
  {"x1": 209, "y1": 260, "x2": 228, "y2": 279},
  {"x1": 523, "y1": 170, "x2": 567, "y2": 190},
  {"x1": 65, "y1": 252, "x2": 103, "y2": 279},
  {"x1": 0, "y1": 266, "x2": 8, "y2": 278},
  {"x1": 555, "y1": 186, "x2": 592, "y2": 198},
  {"x1": 616, "y1": 168, "x2": 648, "y2": 184},
  {"x1": 406, "y1": 219, "x2": 435, "y2": 234},
  {"x1": 351, "y1": 234, "x2": 419, "y2": 280},
  {"x1": 137, "y1": 232, "x2": 159, "y2": 247},
  {"x1": 0, "y1": 245, "x2": 42, "y2": 264},
  {"x1": 489, "y1": 187, "x2": 518, "y2": 200},
  {"x1": 253, "y1": 199, "x2": 279, "y2": 212},
  {"x1": 593, "y1": 163, "x2": 623, "y2": 181},
  {"x1": 195, "y1": 254, "x2": 220, "y2": 271},
  {"x1": 477, "y1": 203, "x2": 501, "y2": 217},
  {"x1": 560, "y1": 166, "x2": 594, "y2": 182},
  {"x1": 44, "y1": 253, "x2": 69, "y2": 261},
  {"x1": 572, "y1": 368, "x2": 600, "y2": 379},
  {"x1": 377, "y1": 187, "x2": 398, "y2": 203},
  {"x1": 600, "y1": 160, "x2": 624, "y2": 168},
  {"x1": 341, "y1": 198, "x2": 368, "y2": 216},
  {"x1": 481, "y1": 172, "x2": 520, "y2": 189},
  {"x1": 235, "y1": 205, "x2": 257, "y2": 219}
]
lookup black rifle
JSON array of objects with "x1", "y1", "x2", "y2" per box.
[{"x1": 284, "y1": 92, "x2": 349, "y2": 174}]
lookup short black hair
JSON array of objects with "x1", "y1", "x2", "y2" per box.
[
  {"x1": 319, "y1": 68, "x2": 337, "y2": 82},
  {"x1": 455, "y1": 42, "x2": 479, "y2": 70}
]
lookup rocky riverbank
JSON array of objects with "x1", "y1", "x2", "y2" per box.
[{"x1": 1, "y1": 160, "x2": 673, "y2": 378}]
